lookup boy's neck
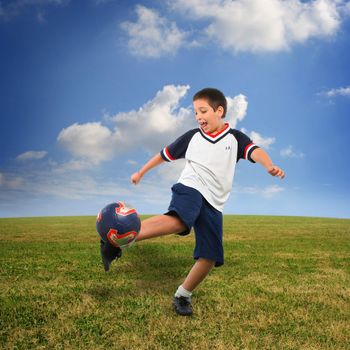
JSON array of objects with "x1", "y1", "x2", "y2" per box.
[{"x1": 216, "y1": 122, "x2": 227, "y2": 133}]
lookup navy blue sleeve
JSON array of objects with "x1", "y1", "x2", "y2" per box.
[
  {"x1": 230, "y1": 129, "x2": 259, "y2": 163},
  {"x1": 160, "y1": 129, "x2": 198, "y2": 162}
]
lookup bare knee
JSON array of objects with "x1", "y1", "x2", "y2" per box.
[
  {"x1": 197, "y1": 258, "x2": 216, "y2": 269},
  {"x1": 136, "y1": 214, "x2": 187, "y2": 241}
]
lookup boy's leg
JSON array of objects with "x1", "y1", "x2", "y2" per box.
[
  {"x1": 101, "y1": 214, "x2": 186, "y2": 271},
  {"x1": 181, "y1": 258, "x2": 215, "y2": 292},
  {"x1": 136, "y1": 214, "x2": 187, "y2": 242},
  {"x1": 173, "y1": 258, "x2": 215, "y2": 316}
]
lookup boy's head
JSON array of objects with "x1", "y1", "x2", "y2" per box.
[{"x1": 193, "y1": 88, "x2": 227, "y2": 118}]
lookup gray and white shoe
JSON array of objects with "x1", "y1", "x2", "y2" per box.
[{"x1": 173, "y1": 296, "x2": 193, "y2": 316}]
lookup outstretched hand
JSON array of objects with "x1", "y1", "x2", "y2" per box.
[
  {"x1": 267, "y1": 165, "x2": 285, "y2": 179},
  {"x1": 130, "y1": 154, "x2": 165, "y2": 186},
  {"x1": 131, "y1": 172, "x2": 142, "y2": 185}
]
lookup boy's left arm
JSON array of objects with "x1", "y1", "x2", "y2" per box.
[{"x1": 250, "y1": 148, "x2": 285, "y2": 179}]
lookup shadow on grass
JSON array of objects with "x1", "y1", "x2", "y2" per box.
[{"x1": 88, "y1": 241, "x2": 194, "y2": 299}]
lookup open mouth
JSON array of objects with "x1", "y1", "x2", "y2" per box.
[{"x1": 199, "y1": 121, "x2": 208, "y2": 129}]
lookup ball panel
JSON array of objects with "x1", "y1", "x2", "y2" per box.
[{"x1": 107, "y1": 229, "x2": 138, "y2": 248}]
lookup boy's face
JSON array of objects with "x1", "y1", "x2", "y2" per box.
[{"x1": 193, "y1": 98, "x2": 225, "y2": 134}]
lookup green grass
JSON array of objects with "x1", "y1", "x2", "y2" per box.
[{"x1": 0, "y1": 215, "x2": 349, "y2": 349}]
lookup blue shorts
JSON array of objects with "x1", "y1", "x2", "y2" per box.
[{"x1": 166, "y1": 183, "x2": 224, "y2": 267}]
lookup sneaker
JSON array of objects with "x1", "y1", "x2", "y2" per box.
[
  {"x1": 100, "y1": 240, "x2": 122, "y2": 272},
  {"x1": 173, "y1": 296, "x2": 193, "y2": 316}
]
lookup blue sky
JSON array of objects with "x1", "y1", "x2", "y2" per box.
[{"x1": 0, "y1": 0, "x2": 349, "y2": 218}]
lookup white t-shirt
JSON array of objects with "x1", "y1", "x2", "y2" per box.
[{"x1": 160, "y1": 123, "x2": 259, "y2": 212}]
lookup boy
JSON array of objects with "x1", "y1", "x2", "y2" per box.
[{"x1": 100, "y1": 88, "x2": 285, "y2": 316}]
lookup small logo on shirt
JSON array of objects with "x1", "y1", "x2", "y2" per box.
[{"x1": 225, "y1": 145, "x2": 231, "y2": 150}]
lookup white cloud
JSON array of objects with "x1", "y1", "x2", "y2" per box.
[
  {"x1": 113, "y1": 84, "x2": 192, "y2": 135},
  {"x1": 54, "y1": 159, "x2": 96, "y2": 172},
  {"x1": 57, "y1": 85, "x2": 193, "y2": 167},
  {"x1": 57, "y1": 122, "x2": 116, "y2": 165},
  {"x1": 0, "y1": 167, "x2": 132, "y2": 201},
  {"x1": 235, "y1": 183, "x2": 285, "y2": 198},
  {"x1": 170, "y1": 0, "x2": 344, "y2": 53},
  {"x1": 262, "y1": 184, "x2": 285, "y2": 198},
  {"x1": 121, "y1": 5, "x2": 187, "y2": 58},
  {"x1": 16, "y1": 150, "x2": 48, "y2": 161},
  {"x1": 127, "y1": 160, "x2": 138, "y2": 166},
  {"x1": 241, "y1": 128, "x2": 276, "y2": 149},
  {"x1": 280, "y1": 145, "x2": 305, "y2": 158},
  {"x1": 320, "y1": 86, "x2": 350, "y2": 97},
  {"x1": 31, "y1": 174, "x2": 130, "y2": 200},
  {"x1": 110, "y1": 85, "x2": 194, "y2": 149},
  {"x1": 0, "y1": 163, "x2": 171, "y2": 215},
  {"x1": 226, "y1": 94, "x2": 248, "y2": 127}
]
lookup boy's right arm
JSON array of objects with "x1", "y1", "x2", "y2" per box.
[{"x1": 131, "y1": 153, "x2": 165, "y2": 185}]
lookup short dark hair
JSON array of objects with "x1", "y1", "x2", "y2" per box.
[{"x1": 193, "y1": 88, "x2": 227, "y2": 118}]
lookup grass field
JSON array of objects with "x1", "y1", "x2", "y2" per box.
[{"x1": 0, "y1": 215, "x2": 349, "y2": 349}]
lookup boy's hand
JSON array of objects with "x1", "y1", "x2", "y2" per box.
[
  {"x1": 267, "y1": 165, "x2": 285, "y2": 179},
  {"x1": 130, "y1": 154, "x2": 165, "y2": 186},
  {"x1": 131, "y1": 172, "x2": 142, "y2": 185}
]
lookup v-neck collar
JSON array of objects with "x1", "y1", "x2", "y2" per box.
[{"x1": 199, "y1": 123, "x2": 230, "y2": 143}]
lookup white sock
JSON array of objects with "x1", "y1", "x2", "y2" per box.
[{"x1": 175, "y1": 285, "x2": 192, "y2": 299}]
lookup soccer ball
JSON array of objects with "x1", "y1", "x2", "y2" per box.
[{"x1": 96, "y1": 201, "x2": 141, "y2": 249}]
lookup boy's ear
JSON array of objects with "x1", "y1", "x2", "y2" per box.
[{"x1": 217, "y1": 106, "x2": 225, "y2": 118}]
